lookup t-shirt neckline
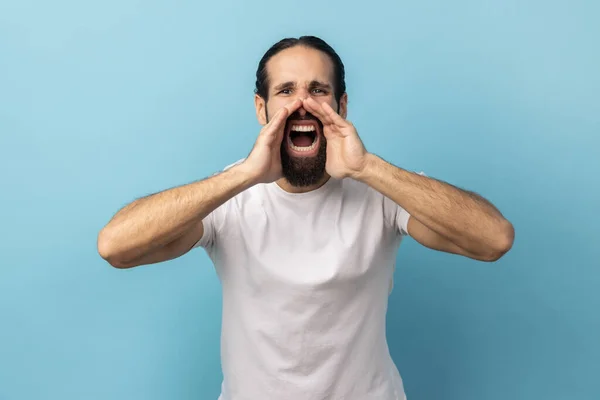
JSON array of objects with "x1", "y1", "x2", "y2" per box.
[{"x1": 267, "y1": 176, "x2": 338, "y2": 200}]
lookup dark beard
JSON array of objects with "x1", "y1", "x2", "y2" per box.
[
  {"x1": 265, "y1": 108, "x2": 328, "y2": 187},
  {"x1": 280, "y1": 135, "x2": 327, "y2": 187}
]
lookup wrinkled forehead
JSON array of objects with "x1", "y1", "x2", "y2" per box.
[{"x1": 266, "y1": 46, "x2": 335, "y2": 92}]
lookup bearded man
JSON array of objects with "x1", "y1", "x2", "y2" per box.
[{"x1": 98, "y1": 35, "x2": 515, "y2": 400}]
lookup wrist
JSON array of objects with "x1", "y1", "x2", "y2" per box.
[
  {"x1": 228, "y1": 162, "x2": 260, "y2": 189},
  {"x1": 352, "y1": 152, "x2": 379, "y2": 182}
]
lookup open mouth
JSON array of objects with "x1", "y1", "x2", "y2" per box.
[{"x1": 286, "y1": 122, "x2": 320, "y2": 154}]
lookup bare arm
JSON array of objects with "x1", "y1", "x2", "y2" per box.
[
  {"x1": 300, "y1": 98, "x2": 514, "y2": 262},
  {"x1": 97, "y1": 165, "x2": 255, "y2": 268},
  {"x1": 97, "y1": 99, "x2": 302, "y2": 269},
  {"x1": 357, "y1": 154, "x2": 515, "y2": 261}
]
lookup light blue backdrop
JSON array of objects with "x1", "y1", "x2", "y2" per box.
[{"x1": 1, "y1": 0, "x2": 598, "y2": 399}]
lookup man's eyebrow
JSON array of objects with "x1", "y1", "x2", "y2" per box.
[
  {"x1": 273, "y1": 81, "x2": 295, "y2": 91},
  {"x1": 273, "y1": 81, "x2": 333, "y2": 92},
  {"x1": 309, "y1": 80, "x2": 332, "y2": 89}
]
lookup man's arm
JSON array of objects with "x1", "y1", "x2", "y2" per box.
[
  {"x1": 301, "y1": 98, "x2": 514, "y2": 262},
  {"x1": 97, "y1": 99, "x2": 303, "y2": 269},
  {"x1": 357, "y1": 154, "x2": 515, "y2": 262},
  {"x1": 97, "y1": 165, "x2": 255, "y2": 268}
]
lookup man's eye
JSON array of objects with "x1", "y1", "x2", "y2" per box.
[
  {"x1": 311, "y1": 88, "x2": 326, "y2": 94},
  {"x1": 279, "y1": 89, "x2": 292, "y2": 95}
]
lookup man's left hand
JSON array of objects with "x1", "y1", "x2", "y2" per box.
[{"x1": 303, "y1": 97, "x2": 368, "y2": 180}]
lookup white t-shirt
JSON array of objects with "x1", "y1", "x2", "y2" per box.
[{"x1": 194, "y1": 160, "x2": 412, "y2": 400}]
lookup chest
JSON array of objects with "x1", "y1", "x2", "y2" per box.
[{"x1": 216, "y1": 194, "x2": 400, "y2": 292}]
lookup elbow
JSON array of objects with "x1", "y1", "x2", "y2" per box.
[
  {"x1": 483, "y1": 220, "x2": 515, "y2": 262},
  {"x1": 97, "y1": 228, "x2": 130, "y2": 269}
]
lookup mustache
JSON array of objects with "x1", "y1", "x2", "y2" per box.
[{"x1": 287, "y1": 111, "x2": 320, "y2": 122}]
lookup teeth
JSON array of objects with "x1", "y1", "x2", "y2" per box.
[
  {"x1": 291, "y1": 125, "x2": 315, "y2": 132},
  {"x1": 287, "y1": 134, "x2": 318, "y2": 152}
]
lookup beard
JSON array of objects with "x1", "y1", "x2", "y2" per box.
[
  {"x1": 280, "y1": 132, "x2": 327, "y2": 187},
  {"x1": 266, "y1": 109, "x2": 328, "y2": 187}
]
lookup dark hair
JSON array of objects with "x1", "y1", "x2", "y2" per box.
[{"x1": 254, "y1": 36, "x2": 346, "y2": 104}]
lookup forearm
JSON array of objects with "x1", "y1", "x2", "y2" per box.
[
  {"x1": 98, "y1": 164, "x2": 255, "y2": 262},
  {"x1": 356, "y1": 154, "x2": 514, "y2": 255}
]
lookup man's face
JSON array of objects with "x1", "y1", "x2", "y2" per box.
[{"x1": 255, "y1": 46, "x2": 347, "y2": 187}]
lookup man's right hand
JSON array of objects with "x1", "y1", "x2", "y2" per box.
[
  {"x1": 240, "y1": 99, "x2": 303, "y2": 184},
  {"x1": 98, "y1": 99, "x2": 303, "y2": 269}
]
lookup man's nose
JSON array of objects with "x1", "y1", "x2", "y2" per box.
[
  {"x1": 293, "y1": 89, "x2": 310, "y2": 116},
  {"x1": 295, "y1": 92, "x2": 308, "y2": 116}
]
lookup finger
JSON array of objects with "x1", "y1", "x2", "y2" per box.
[
  {"x1": 320, "y1": 102, "x2": 348, "y2": 127},
  {"x1": 262, "y1": 99, "x2": 302, "y2": 142},
  {"x1": 282, "y1": 98, "x2": 303, "y2": 116},
  {"x1": 261, "y1": 106, "x2": 288, "y2": 136},
  {"x1": 271, "y1": 106, "x2": 290, "y2": 129},
  {"x1": 264, "y1": 99, "x2": 302, "y2": 133},
  {"x1": 303, "y1": 98, "x2": 333, "y2": 125}
]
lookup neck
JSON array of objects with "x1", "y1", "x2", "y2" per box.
[{"x1": 275, "y1": 173, "x2": 331, "y2": 194}]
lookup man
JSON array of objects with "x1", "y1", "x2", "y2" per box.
[{"x1": 98, "y1": 36, "x2": 514, "y2": 400}]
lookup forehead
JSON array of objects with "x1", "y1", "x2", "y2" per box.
[{"x1": 266, "y1": 46, "x2": 334, "y2": 88}]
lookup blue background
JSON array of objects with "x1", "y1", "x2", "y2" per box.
[{"x1": 1, "y1": 0, "x2": 598, "y2": 399}]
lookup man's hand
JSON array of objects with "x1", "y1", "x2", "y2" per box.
[
  {"x1": 303, "y1": 97, "x2": 368, "y2": 179},
  {"x1": 241, "y1": 99, "x2": 303, "y2": 184}
]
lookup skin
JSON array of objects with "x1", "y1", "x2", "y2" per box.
[
  {"x1": 254, "y1": 45, "x2": 347, "y2": 193},
  {"x1": 97, "y1": 45, "x2": 514, "y2": 268},
  {"x1": 301, "y1": 96, "x2": 514, "y2": 261}
]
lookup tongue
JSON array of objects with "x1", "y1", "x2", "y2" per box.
[{"x1": 291, "y1": 134, "x2": 313, "y2": 147}]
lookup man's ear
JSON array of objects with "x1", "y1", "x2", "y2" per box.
[
  {"x1": 255, "y1": 94, "x2": 267, "y2": 125},
  {"x1": 338, "y1": 93, "x2": 348, "y2": 119}
]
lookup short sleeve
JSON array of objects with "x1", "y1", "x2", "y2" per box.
[
  {"x1": 191, "y1": 159, "x2": 245, "y2": 251},
  {"x1": 382, "y1": 171, "x2": 427, "y2": 237},
  {"x1": 396, "y1": 204, "x2": 411, "y2": 236},
  {"x1": 193, "y1": 211, "x2": 217, "y2": 250},
  {"x1": 383, "y1": 195, "x2": 411, "y2": 236}
]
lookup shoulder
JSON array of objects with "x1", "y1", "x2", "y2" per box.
[
  {"x1": 220, "y1": 158, "x2": 246, "y2": 173},
  {"x1": 339, "y1": 177, "x2": 383, "y2": 202},
  {"x1": 216, "y1": 158, "x2": 268, "y2": 206},
  {"x1": 339, "y1": 178, "x2": 406, "y2": 223}
]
